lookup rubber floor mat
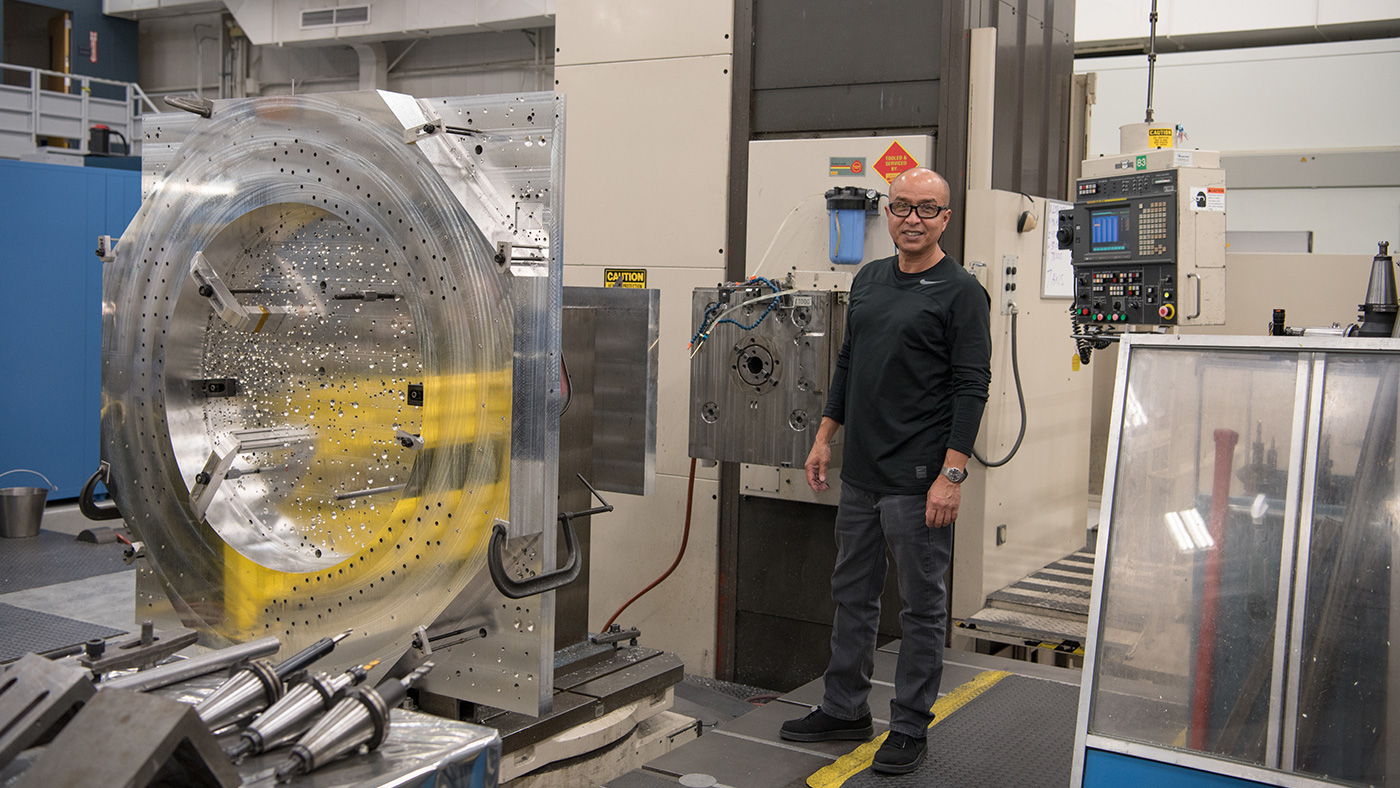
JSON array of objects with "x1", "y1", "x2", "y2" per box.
[
  {"x1": 0, "y1": 603, "x2": 125, "y2": 662},
  {"x1": 0, "y1": 530, "x2": 129, "y2": 593},
  {"x1": 809, "y1": 672, "x2": 1078, "y2": 787}
]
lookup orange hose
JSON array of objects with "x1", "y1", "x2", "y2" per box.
[{"x1": 601, "y1": 457, "x2": 697, "y2": 633}]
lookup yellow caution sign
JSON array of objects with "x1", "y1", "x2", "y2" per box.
[
  {"x1": 1148, "y1": 127, "x2": 1174, "y2": 148},
  {"x1": 604, "y1": 268, "x2": 647, "y2": 288}
]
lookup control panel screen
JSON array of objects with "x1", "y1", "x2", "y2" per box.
[
  {"x1": 1064, "y1": 169, "x2": 1180, "y2": 326},
  {"x1": 1091, "y1": 209, "x2": 1126, "y2": 250}
]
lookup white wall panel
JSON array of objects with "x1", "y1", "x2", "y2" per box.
[
  {"x1": 556, "y1": 56, "x2": 732, "y2": 270},
  {"x1": 586, "y1": 474, "x2": 719, "y2": 678},
  {"x1": 1076, "y1": 0, "x2": 1399, "y2": 43},
  {"x1": 1227, "y1": 186, "x2": 1400, "y2": 255},
  {"x1": 555, "y1": 0, "x2": 732, "y2": 65},
  {"x1": 746, "y1": 136, "x2": 934, "y2": 279},
  {"x1": 557, "y1": 28, "x2": 732, "y2": 673},
  {"x1": 1075, "y1": 39, "x2": 1400, "y2": 255},
  {"x1": 1077, "y1": 40, "x2": 1400, "y2": 155}
]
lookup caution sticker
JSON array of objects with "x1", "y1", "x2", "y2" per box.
[
  {"x1": 874, "y1": 141, "x2": 919, "y2": 183},
  {"x1": 829, "y1": 157, "x2": 865, "y2": 177},
  {"x1": 604, "y1": 268, "x2": 647, "y2": 288},
  {"x1": 1148, "y1": 127, "x2": 1174, "y2": 148},
  {"x1": 1189, "y1": 186, "x2": 1225, "y2": 212}
]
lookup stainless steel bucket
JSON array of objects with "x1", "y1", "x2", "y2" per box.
[{"x1": 0, "y1": 469, "x2": 55, "y2": 539}]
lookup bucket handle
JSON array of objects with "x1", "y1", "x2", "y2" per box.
[{"x1": 0, "y1": 469, "x2": 56, "y2": 491}]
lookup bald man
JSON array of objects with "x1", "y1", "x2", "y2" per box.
[{"x1": 780, "y1": 168, "x2": 991, "y2": 775}]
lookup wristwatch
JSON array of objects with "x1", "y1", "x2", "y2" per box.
[{"x1": 941, "y1": 466, "x2": 968, "y2": 484}]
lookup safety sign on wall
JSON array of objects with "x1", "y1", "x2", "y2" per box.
[
  {"x1": 604, "y1": 268, "x2": 647, "y2": 288},
  {"x1": 1189, "y1": 187, "x2": 1225, "y2": 212},
  {"x1": 873, "y1": 141, "x2": 919, "y2": 183},
  {"x1": 829, "y1": 157, "x2": 865, "y2": 177}
]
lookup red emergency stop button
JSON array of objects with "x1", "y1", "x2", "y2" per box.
[{"x1": 1160, "y1": 304, "x2": 1176, "y2": 320}]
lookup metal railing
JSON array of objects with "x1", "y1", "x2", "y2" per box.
[{"x1": 0, "y1": 62, "x2": 157, "y2": 158}]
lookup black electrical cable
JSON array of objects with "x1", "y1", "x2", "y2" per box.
[{"x1": 973, "y1": 310, "x2": 1026, "y2": 468}]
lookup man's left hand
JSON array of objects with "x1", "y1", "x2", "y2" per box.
[{"x1": 926, "y1": 477, "x2": 959, "y2": 528}]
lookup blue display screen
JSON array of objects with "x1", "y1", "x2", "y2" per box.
[
  {"x1": 1090, "y1": 209, "x2": 1128, "y2": 251},
  {"x1": 1092, "y1": 213, "x2": 1119, "y2": 244}
]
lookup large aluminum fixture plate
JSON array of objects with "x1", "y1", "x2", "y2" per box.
[
  {"x1": 562, "y1": 286, "x2": 659, "y2": 496},
  {"x1": 110, "y1": 90, "x2": 563, "y2": 715},
  {"x1": 689, "y1": 287, "x2": 843, "y2": 467}
]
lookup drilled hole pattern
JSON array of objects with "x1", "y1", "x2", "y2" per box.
[{"x1": 107, "y1": 94, "x2": 557, "y2": 701}]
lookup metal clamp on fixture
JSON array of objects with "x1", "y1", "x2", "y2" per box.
[
  {"x1": 79, "y1": 461, "x2": 123, "y2": 521},
  {"x1": 487, "y1": 474, "x2": 613, "y2": 600}
]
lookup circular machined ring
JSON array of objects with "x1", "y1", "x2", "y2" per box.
[{"x1": 103, "y1": 93, "x2": 514, "y2": 670}]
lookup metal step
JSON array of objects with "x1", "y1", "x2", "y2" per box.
[
  {"x1": 956, "y1": 545, "x2": 1096, "y2": 651},
  {"x1": 985, "y1": 588, "x2": 1089, "y2": 618},
  {"x1": 955, "y1": 607, "x2": 1087, "y2": 647}
]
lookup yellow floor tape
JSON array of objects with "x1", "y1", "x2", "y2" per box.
[{"x1": 806, "y1": 670, "x2": 1013, "y2": 788}]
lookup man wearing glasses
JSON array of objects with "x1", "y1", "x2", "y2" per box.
[{"x1": 780, "y1": 167, "x2": 992, "y2": 775}]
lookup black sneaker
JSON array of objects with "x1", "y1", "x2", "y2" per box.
[
  {"x1": 779, "y1": 708, "x2": 874, "y2": 742},
  {"x1": 871, "y1": 731, "x2": 927, "y2": 774}
]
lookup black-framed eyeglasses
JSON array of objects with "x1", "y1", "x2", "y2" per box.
[{"x1": 888, "y1": 201, "x2": 948, "y2": 219}]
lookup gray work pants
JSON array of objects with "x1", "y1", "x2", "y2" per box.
[{"x1": 820, "y1": 482, "x2": 953, "y2": 739}]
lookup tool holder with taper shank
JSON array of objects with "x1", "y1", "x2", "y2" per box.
[
  {"x1": 195, "y1": 630, "x2": 350, "y2": 732},
  {"x1": 226, "y1": 662, "x2": 374, "y2": 761},
  {"x1": 274, "y1": 662, "x2": 435, "y2": 783}
]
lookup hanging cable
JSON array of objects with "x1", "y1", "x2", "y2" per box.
[
  {"x1": 972, "y1": 310, "x2": 1026, "y2": 468},
  {"x1": 749, "y1": 193, "x2": 825, "y2": 280},
  {"x1": 1145, "y1": 0, "x2": 1159, "y2": 123},
  {"x1": 601, "y1": 457, "x2": 697, "y2": 633}
]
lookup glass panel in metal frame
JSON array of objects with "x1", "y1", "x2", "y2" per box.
[
  {"x1": 1090, "y1": 346, "x2": 1301, "y2": 766},
  {"x1": 1291, "y1": 354, "x2": 1398, "y2": 786}
]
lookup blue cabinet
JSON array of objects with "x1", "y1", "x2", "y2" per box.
[{"x1": 0, "y1": 160, "x2": 139, "y2": 500}]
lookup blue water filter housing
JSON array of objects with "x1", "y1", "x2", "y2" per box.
[
  {"x1": 828, "y1": 209, "x2": 865, "y2": 264},
  {"x1": 825, "y1": 187, "x2": 879, "y2": 265}
]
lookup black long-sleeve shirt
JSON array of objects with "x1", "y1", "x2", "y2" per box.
[{"x1": 822, "y1": 254, "x2": 992, "y2": 494}]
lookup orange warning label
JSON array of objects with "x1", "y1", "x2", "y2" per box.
[{"x1": 874, "y1": 141, "x2": 919, "y2": 183}]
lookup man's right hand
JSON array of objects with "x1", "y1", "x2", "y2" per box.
[
  {"x1": 805, "y1": 417, "x2": 841, "y2": 492},
  {"x1": 805, "y1": 441, "x2": 831, "y2": 492}
]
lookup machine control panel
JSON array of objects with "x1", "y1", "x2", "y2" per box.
[{"x1": 1060, "y1": 170, "x2": 1181, "y2": 326}]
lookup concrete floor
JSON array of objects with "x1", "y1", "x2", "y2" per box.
[
  {"x1": 0, "y1": 502, "x2": 139, "y2": 638},
  {"x1": 2, "y1": 501, "x2": 1091, "y2": 788}
]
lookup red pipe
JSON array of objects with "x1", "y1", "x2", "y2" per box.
[
  {"x1": 1192, "y1": 428, "x2": 1239, "y2": 751},
  {"x1": 601, "y1": 457, "x2": 697, "y2": 633}
]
